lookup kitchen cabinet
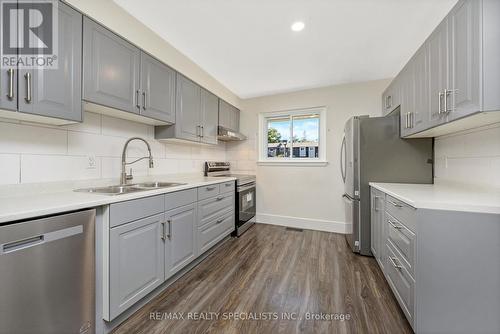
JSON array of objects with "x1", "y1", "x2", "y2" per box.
[
  {"x1": 201, "y1": 88, "x2": 219, "y2": 145},
  {"x1": 447, "y1": 0, "x2": 482, "y2": 121},
  {"x1": 155, "y1": 73, "x2": 219, "y2": 144},
  {"x1": 0, "y1": 2, "x2": 82, "y2": 124},
  {"x1": 381, "y1": 78, "x2": 401, "y2": 116},
  {"x1": 399, "y1": 66, "x2": 414, "y2": 138},
  {"x1": 109, "y1": 213, "x2": 165, "y2": 319},
  {"x1": 370, "y1": 188, "x2": 385, "y2": 269},
  {"x1": 390, "y1": 0, "x2": 500, "y2": 138},
  {"x1": 83, "y1": 17, "x2": 141, "y2": 115},
  {"x1": 140, "y1": 53, "x2": 176, "y2": 123},
  {"x1": 219, "y1": 99, "x2": 240, "y2": 131},
  {"x1": 165, "y1": 203, "x2": 197, "y2": 277}
]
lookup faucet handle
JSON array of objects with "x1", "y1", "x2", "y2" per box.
[{"x1": 126, "y1": 168, "x2": 134, "y2": 181}]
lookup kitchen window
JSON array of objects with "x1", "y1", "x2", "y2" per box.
[{"x1": 258, "y1": 107, "x2": 327, "y2": 165}]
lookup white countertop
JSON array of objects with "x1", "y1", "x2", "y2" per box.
[
  {"x1": 369, "y1": 182, "x2": 500, "y2": 214},
  {"x1": 0, "y1": 174, "x2": 236, "y2": 224}
]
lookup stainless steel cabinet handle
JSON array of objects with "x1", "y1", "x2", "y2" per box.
[
  {"x1": 216, "y1": 196, "x2": 224, "y2": 201},
  {"x1": 160, "y1": 222, "x2": 166, "y2": 241},
  {"x1": 24, "y1": 72, "x2": 31, "y2": 103},
  {"x1": 167, "y1": 219, "x2": 172, "y2": 239},
  {"x1": 388, "y1": 220, "x2": 402, "y2": 230},
  {"x1": 206, "y1": 186, "x2": 216, "y2": 191},
  {"x1": 410, "y1": 112, "x2": 413, "y2": 128},
  {"x1": 388, "y1": 200, "x2": 402, "y2": 208},
  {"x1": 443, "y1": 89, "x2": 448, "y2": 114},
  {"x1": 7, "y1": 69, "x2": 14, "y2": 100},
  {"x1": 389, "y1": 256, "x2": 403, "y2": 269},
  {"x1": 200, "y1": 126, "x2": 204, "y2": 137},
  {"x1": 438, "y1": 90, "x2": 444, "y2": 114},
  {"x1": 216, "y1": 219, "x2": 223, "y2": 224},
  {"x1": 373, "y1": 196, "x2": 379, "y2": 211},
  {"x1": 142, "y1": 91, "x2": 146, "y2": 110},
  {"x1": 136, "y1": 90, "x2": 140, "y2": 108}
]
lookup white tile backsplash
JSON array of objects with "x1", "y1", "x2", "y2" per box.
[
  {"x1": 0, "y1": 154, "x2": 20, "y2": 185},
  {"x1": 0, "y1": 112, "x2": 226, "y2": 184},
  {"x1": 434, "y1": 123, "x2": 500, "y2": 188}
]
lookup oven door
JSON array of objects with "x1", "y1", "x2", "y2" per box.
[{"x1": 237, "y1": 182, "x2": 256, "y2": 225}]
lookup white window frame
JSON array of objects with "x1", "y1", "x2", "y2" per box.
[{"x1": 258, "y1": 107, "x2": 328, "y2": 166}]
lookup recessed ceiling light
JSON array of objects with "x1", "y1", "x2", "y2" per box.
[{"x1": 291, "y1": 21, "x2": 305, "y2": 32}]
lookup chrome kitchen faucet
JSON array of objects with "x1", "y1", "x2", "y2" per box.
[{"x1": 121, "y1": 137, "x2": 154, "y2": 184}]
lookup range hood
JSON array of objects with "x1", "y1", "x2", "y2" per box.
[{"x1": 217, "y1": 126, "x2": 247, "y2": 141}]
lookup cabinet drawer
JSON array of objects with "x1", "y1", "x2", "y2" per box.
[
  {"x1": 165, "y1": 188, "x2": 197, "y2": 211},
  {"x1": 385, "y1": 195, "x2": 416, "y2": 232},
  {"x1": 198, "y1": 193, "x2": 234, "y2": 227},
  {"x1": 385, "y1": 242, "x2": 415, "y2": 327},
  {"x1": 386, "y1": 213, "x2": 415, "y2": 274},
  {"x1": 198, "y1": 211, "x2": 234, "y2": 254},
  {"x1": 198, "y1": 184, "x2": 220, "y2": 200},
  {"x1": 220, "y1": 180, "x2": 235, "y2": 194},
  {"x1": 110, "y1": 195, "x2": 164, "y2": 228}
]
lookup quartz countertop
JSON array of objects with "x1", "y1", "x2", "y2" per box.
[
  {"x1": 369, "y1": 182, "x2": 500, "y2": 214},
  {"x1": 0, "y1": 174, "x2": 236, "y2": 224}
]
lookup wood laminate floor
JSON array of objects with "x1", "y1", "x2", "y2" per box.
[{"x1": 112, "y1": 224, "x2": 412, "y2": 334}]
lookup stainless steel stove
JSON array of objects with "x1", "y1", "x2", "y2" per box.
[{"x1": 204, "y1": 162, "x2": 256, "y2": 236}]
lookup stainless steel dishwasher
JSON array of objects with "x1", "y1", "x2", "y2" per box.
[{"x1": 0, "y1": 209, "x2": 95, "y2": 334}]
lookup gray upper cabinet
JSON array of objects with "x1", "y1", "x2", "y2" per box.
[
  {"x1": 165, "y1": 203, "x2": 197, "y2": 278},
  {"x1": 427, "y1": 19, "x2": 449, "y2": 129},
  {"x1": 83, "y1": 17, "x2": 141, "y2": 114},
  {"x1": 18, "y1": 3, "x2": 82, "y2": 122},
  {"x1": 155, "y1": 74, "x2": 220, "y2": 144},
  {"x1": 382, "y1": 79, "x2": 401, "y2": 116},
  {"x1": 109, "y1": 213, "x2": 164, "y2": 320},
  {"x1": 393, "y1": 0, "x2": 500, "y2": 138},
  {"x1": 447, "y1": 0, "x2": 481, "y2": 121},
  {"x1": 219, "y1": 99, "x2": 240, "y2": 131},
  {"x1": 201, "y1": 89, "x2": 219, "y2": 145},
  {"x1": 140, "y1": 52, "x2": 176, "y2": 123},
  {"x1": 175, "y1": 74, "x2": 202, "y2": 142}
]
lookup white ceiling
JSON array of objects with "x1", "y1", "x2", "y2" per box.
[{"x1": 114, "y1": 0, "x2": 457, "y2": 99}]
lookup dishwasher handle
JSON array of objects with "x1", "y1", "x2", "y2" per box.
[{"x1": 2, "y1": 235, "x2": 44, "y2": 253}]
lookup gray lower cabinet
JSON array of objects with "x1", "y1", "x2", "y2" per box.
[
  {"x1": 140, "y1": 52, "x2": 176, "y2": 123},
  {"x1": 0, "y1": 2, "x2": 82, "y2": 123},
  {"x1": 370, "y1": 186, "x2": 500, "y2": 333},
  {"x1": 83, "y1": 17, "x2": 141, "y2": 114},
  {"x1": 105, "y1": 182, "x2": 235, "y2": 320},
  {"x1": 165, "y1": 203, "x2": 197, "y2": 278},
  {"x1": 109, "y1": 213, "x2": 165, "y2": 320}
]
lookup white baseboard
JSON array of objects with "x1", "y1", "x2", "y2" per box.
[{"x1": 256, "y1": 213, "x2": 348, "y2": 234}]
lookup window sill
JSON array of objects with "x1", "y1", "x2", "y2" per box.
[{"x1": 257, "y1": 160, "x2": 328, "y2": 167}]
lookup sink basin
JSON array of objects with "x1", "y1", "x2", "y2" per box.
[
  {"x1": 132, "y1": 182, "x2": 186, "y2": 189},
  {"x1": 74, "y1": 182, "x2": 186, "y2": 195},
  {"x1": 74, "y1": 185, "x2": 143, "y2": 195}
]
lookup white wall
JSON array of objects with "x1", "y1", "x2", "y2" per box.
[
  {"x1": 66, "y1": 0, "x2": 241, "y2": 108},
  {"x1": 227, "y1": 79, "x2": 391, "y2": 233},
  {"x1": 0, "y1": 113, "x2": 226, "y2": 185},
  {"x1": 434, "y1": 123, "x2": 500, "y2": 188}
]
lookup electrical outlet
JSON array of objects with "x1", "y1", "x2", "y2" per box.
[{"x1": 87, "y1": 155, "x2": 97, "y2": 169}]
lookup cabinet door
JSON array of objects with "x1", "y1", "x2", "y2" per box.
[
  {"x1": 400, "y1": 66, "x2": 415, "y2": 137},
  {"x1": 200, "y1": 88, "x2": 218, "y2": 145},
  {"x1": 412, "y1": 44, "x2": 429, "y2": 133},
  {"x1": 0, "y1": 6, "x2": 17, "y2": 113},
  {"x1": 140, "y1": 52, "x2": 176, "y2": 123},
  {"x1": 83, "y1": 17, "x2": 140, "y2": 114},
  {"x1": 218, "y1": 99, "x2": 232, "y2": 129},
  {"x1": 428, "y1": 19, "x2": 449, "y2": 128},
  {"x1": 109, "y1": 213, "x2": 164, "y2": 319},
  {"x1": 448, "y1": 0, "x2": 481, "y2": 121},
  {"x1": 370, "y1": 188, "x2": 379, "y2": 258},
  {"x1": 18, "y1": 3, "x2": 82, "y2": 122},
  {"x1": 231, "y1": 106, "x2": 240, "y2": 132},
  {"x1": 165, "y1": 203, "x2": 197, "y2": 278},
  {"x1": 175, "y1": 74, "x2": 201, "y2": 142}
]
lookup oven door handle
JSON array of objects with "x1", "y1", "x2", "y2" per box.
[{"x1": 237, "y1": 183, "x2": 255, "y2": 192}]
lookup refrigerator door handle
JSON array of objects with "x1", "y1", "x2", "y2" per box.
[{"x1": 340, "y1": 135, "x2": 346, "y2": 183}]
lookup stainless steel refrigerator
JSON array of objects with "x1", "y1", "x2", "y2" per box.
[{"x1": 340, "y1": 111, "x2": 433, "y2": 255}]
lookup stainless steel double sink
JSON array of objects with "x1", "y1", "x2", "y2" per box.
[{"x1": 74, "y1": 182, "x2": 186, "y2": 195}]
